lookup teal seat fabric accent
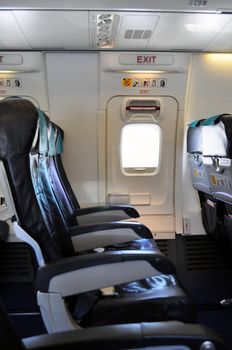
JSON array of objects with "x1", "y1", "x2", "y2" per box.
[
  {"x1": 200, "y1": 114, "x2": 226, "y2": 126},
  {"x1": 188, "y1": 119, "x2": 201, "y2": 128},
  {"x1": 37, "y1": 108, "x2": 49, "y2": 155},
  {"x1": 48, "y1": 123, "x2": 56, "y2": 157},
  {"x1": 55, "y1": 132, "x2": 64, "y2": 155},
  {"x1": 37, "y1": 108, "x2": 63, "y2": 156}
]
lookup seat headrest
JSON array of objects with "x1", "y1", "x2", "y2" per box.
[
  {"x1": 220, "y1": 115, "x2": 232, "y2": 158},
  {"x1": 0, "y1": 98, "x2": 38, "y2": 159},
  {"x1": 202, "y1": 115, "x2": 232, "y2": 158},
  {"x1": 187, "y1": 126, "x2": 202, "y2": 154}
]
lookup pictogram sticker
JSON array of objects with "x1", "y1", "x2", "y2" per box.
[
  {"x1": 122, "y1": 78, "x2": 132, "y2": 87},
  {"x1": 210, "y1": 175, "x2": 218, "y2": 186}
]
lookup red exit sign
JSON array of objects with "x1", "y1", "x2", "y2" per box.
[
  {"x1": 137, "y1": 55, "x2": 157, "y2": 64},
  {"x1": 119, "y1": 54, "x2": 174, "y2": 66}
]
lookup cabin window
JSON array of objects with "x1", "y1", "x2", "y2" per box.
[{"x1": 120, "y1": 123, "x2": 161, "y2": 176}]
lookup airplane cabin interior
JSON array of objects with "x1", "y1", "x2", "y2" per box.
[{"x1": 1, "y1": 1, "x2": 232, "y2": 349}]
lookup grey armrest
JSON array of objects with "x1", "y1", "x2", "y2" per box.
[
  {"x1": 69, "y1": 221, "x2": 153, "y2": 252},
  {"x1": 75, "y1": 205, "x2": 139, "y2": 225},
  {"x1": 37, "y1": 250, "x2": 176, "y2": 295},
  {"x1": 23, "y1": 322, "x2": 228, "y2": 350}
]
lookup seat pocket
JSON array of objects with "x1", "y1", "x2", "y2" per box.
[
  {"x1": 223, "y1": 215, "x2": 232, "y2": 252},
  {"x1": 201, "y1": 199, "x2": 224, "y2": 241}
]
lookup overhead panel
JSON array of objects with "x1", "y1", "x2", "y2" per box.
[
  {"x1": 147, "y1": 13, "x2": 232, "y2": 51},
  {"x1": 0, "y1": 0, "x2": 232, "y2": 13},
  {"x1": 116, "y1": 14, "x2": 160, "y2": 49},
  {"x1": 0, "y1": 11, "x2": 30, "y2": 49},
  {"x1": 13, "y1": 10, "x2": 90, "y2": 49},
  {"x1": 205, "y1": 18, "x2": 232, "y2": 51}
]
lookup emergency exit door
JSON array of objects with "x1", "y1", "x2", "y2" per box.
[{"x1": 106, "y1": 96, "x2": 178, "y2": 236}]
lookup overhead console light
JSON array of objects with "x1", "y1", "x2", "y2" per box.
[
  {"x1": 104, "y1": 68, "x2": 183, "y2": 74},
  {"x1": 216, "y1": 9, "x2": 232, "y2": 14},
  {"x1": 184, "y1": 14, "x2": 228, "y2": 33},
  {"x1": 90, "y1": 12, "x2": 119, "y2": 48},
  {"x1": 205, "y1": 53, "x2": 232, "y2": 62},
  {"x1": 0, "y1": 68, "x2": 36, "y2": 74},
  {"x1": 185, "y1": 22, "x2": 220, "y2": 32}
]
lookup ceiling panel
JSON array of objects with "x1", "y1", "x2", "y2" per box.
[
  {"x1": 0, "y1": 11, "x2": 30, "y2": 49},
  {"x1": 1, "y1": 0, "x2": 232, "y2": 13},
  {"x1": 205, "y1": 18, "x2": 232, "y2": 51},
  {"x1": 146, "y1": 13, "x2": 232, "y2": 51},
  {"x1": 116, "y1": 14, "x2": 160, "y2": 49},
  {"x1": 13, "y1": 10, "x2": 90, "y2": 49}
]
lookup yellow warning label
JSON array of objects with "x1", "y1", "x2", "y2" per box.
[
  {"x1": 122, "y1": 78, "x2": 132, "y2": 87},
  {"x1": 210, "y1": 175, "x2": 218, "y2": 186},
  {"x1": 194, "y1": 169, "x2": 199, "y2": 177}
]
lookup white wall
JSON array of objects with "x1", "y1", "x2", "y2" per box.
[{"x1": 45, "y1": 52, "x2": 99, "y2": 207}]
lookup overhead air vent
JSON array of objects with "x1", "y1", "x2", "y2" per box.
[
  {"x1": 90, "y1": 12, "x2": 119, "y2": 48},
  {"x1": 189, "y1": 0, "x2": 207, "y2": 7}
]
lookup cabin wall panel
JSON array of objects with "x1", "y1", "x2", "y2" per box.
[{"x1": 45, "y1": 53, "x2": 99, "y2": 207}]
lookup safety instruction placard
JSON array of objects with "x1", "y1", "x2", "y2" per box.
[
  {"x1": 0, "y1": 78, "x2": 22, "y2": 88},
  {"x1": 122, "y1": 77, "x2": 167, "y2": 88}
]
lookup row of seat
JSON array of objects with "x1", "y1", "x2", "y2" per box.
[
  {"x1": 187, "y1": 114, "x2": 232, "y2": 251},
  {"x1": 0, "y1": 97, "x2": 228, "y2": 349}
]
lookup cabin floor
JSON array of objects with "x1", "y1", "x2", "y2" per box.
[{"x1": 0, "y1": 235, "x2": 232, "y2": 346}]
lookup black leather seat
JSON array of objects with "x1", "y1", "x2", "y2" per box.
[
  {"x1": 29, "y1": 107, "x2": 160, "y2": 254},
  {"x1": 0, "y1": 98, "x2": 195, "y2": 333}
]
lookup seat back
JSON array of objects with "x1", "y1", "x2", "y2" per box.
[
  {"x1": 0, "y1": 98, "x2": 74, "y2": 262},
  {"x1": 46, "y1": 122, "x2": 80, "y2": 226},
  {"x1": 30, "y1": 110, "x2": 76, "y2": 255},
  {"x1": 187, "y1": 116, "x2": 226, "y2": 240},
  {"x1": 201, "y1": 114, "x2": 232, "y2": 204},
  {"x1": 187, "y1": 119, "x2": 211, "y2": 195}
]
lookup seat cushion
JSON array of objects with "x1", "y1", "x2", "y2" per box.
[
  {"x1": 105, "y1": 238, "x2": 159, "y2": 251},
  {"x1": 78, "y1": 275, "x2": 196, "y2": 327}
]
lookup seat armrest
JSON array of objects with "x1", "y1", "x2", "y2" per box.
[
  {"x1": 23, "y1": 322, "x2": 228, "y2": 350},
  {"x1": 69, "y1": 221, "x2": 153, "y2": 252},
  {"x1": 37, "y1": 250, "x2": 176, "y2": 294},
  {"x1": 75, "y1": 205, "x2": 139, "y2": 224},
  {"x1": 69, "y1": 221, "x2": 152, "y2": 238}
]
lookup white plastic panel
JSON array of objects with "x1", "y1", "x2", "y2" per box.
[
  {"x1": 205, "y1": 18, "x2": 232, "y2": 51},
  {"x1": 116, "y1": 14, "x2": 160, "y2": 49},
  {"x1": 45, "y1": 53, "x2": 99, "y2": 207},
  {"x1": 1, "y1": 0, "x2": 232, "y2": 12},
  {"x1": 147, "y1": 13, "x2": 232, "y2": 51},
  {"x1": 0, "y1": 52, "x2": 49, "y2": 111},
  {"x1": 0, "y1": 11, "x2": 30, "y2": 49},
  {"x1": 106, "y1": 96, "x2": 178, "y2": 233},
  {"x1": 14, "y1": 11, "x2": 90, "y2": 49}
]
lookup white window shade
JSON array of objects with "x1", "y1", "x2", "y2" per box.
[{"x1": 121, "y1": 123, "x2": 161, "y2": 175}]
